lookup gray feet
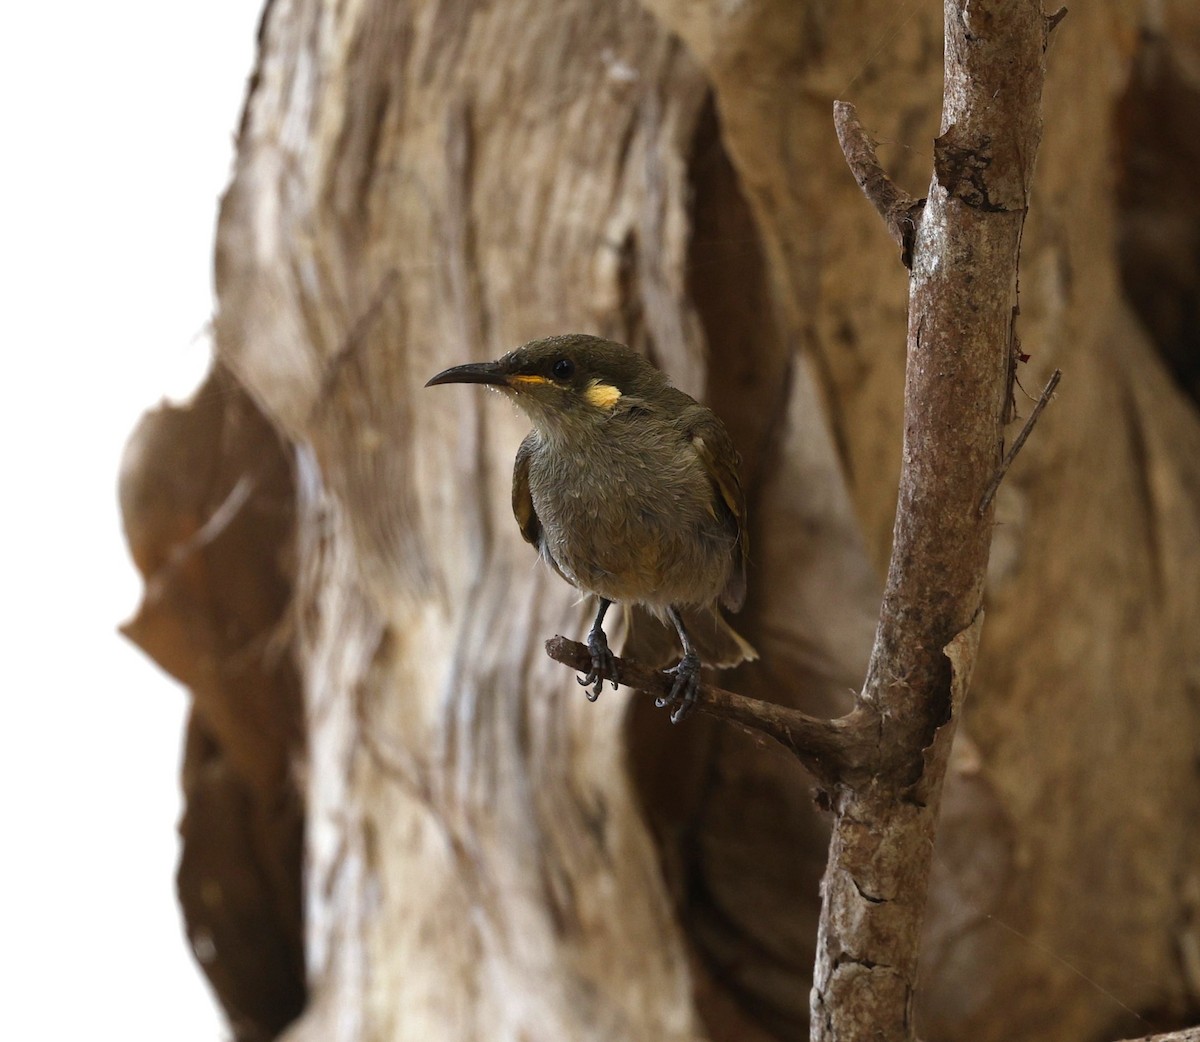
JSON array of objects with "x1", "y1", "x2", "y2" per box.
[
  {"x1": 657, "y1": 651, "x2": 701, "y2": 724},
  {"x1": 577, "y1": 627, "x2": 619, "y2": 701}
]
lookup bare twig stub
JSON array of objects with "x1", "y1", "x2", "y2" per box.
[{"x1": 833, "y1": 100, "x2": 926, "y2": 268}]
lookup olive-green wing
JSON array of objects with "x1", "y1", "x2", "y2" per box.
[
  {"x1": 513, "y1": 435, "x2": 574, "y2": 586},
  {"x1": 512, "y1": 434, "x2": 542, "y2": 548},
  {"x1": 687, "y1": 411, "x2": 749, "y2": 612}
]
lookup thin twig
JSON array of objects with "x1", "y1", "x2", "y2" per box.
[
  {"x1": 979, "y1": 368, "x2": 1062, "y2": 513},
  {"x1": 544, "y1": 637, "x2": 867, "y2": 785},
  {"x1": 1046, "y1": 7, "x2": 1068, "y2": 34},
  {"x1": 833, "y1": 100, "x2": 926, "y2": 267}
]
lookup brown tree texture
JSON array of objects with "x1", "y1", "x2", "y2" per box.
[{"x1": 121, "y1": 1, "x2": 1200, "y2": 1041}]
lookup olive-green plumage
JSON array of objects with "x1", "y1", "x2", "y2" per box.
[{"x1": 426, "y1": 333, "x2": 754, "y2": 722}]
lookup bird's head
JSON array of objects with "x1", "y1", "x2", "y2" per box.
[{"x1": 425, "y1": 334, "x2": 666, "y2": 439}]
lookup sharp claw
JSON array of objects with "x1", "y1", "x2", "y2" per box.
[
  {"x1": 660, "y1": 653, "x2": 701, "y2": 724},
  {"x1": 580, "y1": 630, "x2": 618, "y2": 704},
  {"x1": 577, "y1": 673, "x2": 602, "y2": 701}
]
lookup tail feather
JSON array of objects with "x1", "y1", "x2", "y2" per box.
[{"x1": 622, "y1": 604, "x2": 757, "y2": 670}]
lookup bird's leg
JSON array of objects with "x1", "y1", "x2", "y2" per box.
[
  {"x1": 659, "y1": 606, "x2": 702, "y2": 724},
  {"x1": 577, "y1": 597, "x2": 619, "y2": 701}
]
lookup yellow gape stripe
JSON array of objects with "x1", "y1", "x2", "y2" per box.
[
  {"x1": 584, "y1": 379, "x2": 623, "y2": 410},
  {"x1": 509, "y1": 374, "x2": 551, "y2": 388}
]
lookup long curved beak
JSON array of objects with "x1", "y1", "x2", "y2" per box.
[{"x1": 425, "y1": 360, "x2": 509, "y2": 388}]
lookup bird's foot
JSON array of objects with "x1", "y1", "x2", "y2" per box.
[
  {"x1": 577, "y1": 628, "x2": 619, "y2": 701},
  {"x1": 657, "y1": 651, "x2": 702, "y2": 724}
]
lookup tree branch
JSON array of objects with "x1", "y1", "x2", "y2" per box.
[
  {"x1": 545, "y1": 636, "x2": 871, "y2": 786},
  {"x1": 1116, "y1": 1031, "x2": 1200, "y2": 1042},
  {"x1": 834, "y1": 100, "x2": 926, "y2": 268},
  {"x1": 812, "y1": 3, "x2": 1053, "y2": 1040}
]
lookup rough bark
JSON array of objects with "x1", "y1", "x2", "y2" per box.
[
  {"x1": 1119, "y1": 1031, "x2": 1200, "y2": 1042},
  {"x1": 808, "y1": 4, "x2": 1052, "y2": 1037},
  {"x1": 120, "y1": 1, "x2": 1200, "y2": 1040}
]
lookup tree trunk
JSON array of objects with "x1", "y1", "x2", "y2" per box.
[{"x1": 121, "y1": 1, "x2": 1200, "y2": 1040}]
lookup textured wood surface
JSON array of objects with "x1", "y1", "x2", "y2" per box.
[{"x1": 120, "y1": 1, "x2": 1200, "y2": 1040}]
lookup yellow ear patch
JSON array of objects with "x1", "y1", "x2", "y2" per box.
[{"x1": 584, "y1": 379, "x2": 623, "y2": 410}]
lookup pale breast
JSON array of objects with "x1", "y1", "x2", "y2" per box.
[{"x1": 526, "y1": 424, "x2": 735, "y2": 608}]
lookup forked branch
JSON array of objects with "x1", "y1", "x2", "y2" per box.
[
  {"x1": 811, "y1": 2, "x2": 1057, "y2": 1040},
  {"x1": 545, "y1": 636, "x2": 873, "y2": 786},
  {"x1": 833, "y1": 100, "x2": 926, "y2": 268}
]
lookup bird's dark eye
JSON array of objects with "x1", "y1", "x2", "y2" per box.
[{"x1": 551, "y1": 358, "x2": 575, "y2": 381}]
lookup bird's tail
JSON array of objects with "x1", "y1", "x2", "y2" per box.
[{"x1": 622, "y1": 604, "x2": 758, "y2": 670}]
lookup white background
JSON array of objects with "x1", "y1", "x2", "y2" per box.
[{"x1": 1, "y1": 4, "x2": 263, "y2": 1038}]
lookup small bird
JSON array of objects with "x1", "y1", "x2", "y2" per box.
[{"x1": 426, "y1": 333, "x2": 754, "y2": 722}]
